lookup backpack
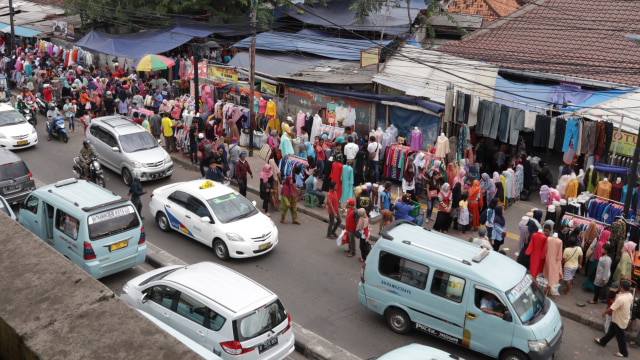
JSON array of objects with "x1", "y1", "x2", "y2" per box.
[
  {"x1": 540, "y1": 185, "x2": 550, "y2": 205},
  {"x1": 479, "y1": 209, "x2": 487, "y2": 225},
  {"x1": 369, "y1": 143, "x2": 378, "y2": 160},
  {"x1": 203, "y1": 141, "x2": 214, "y2": 158}
]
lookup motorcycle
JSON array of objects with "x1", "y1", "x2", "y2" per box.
[
  {"x1": 36, "y1": 93, "x2": 48, "y2": 115},
  {"x1": 47, "y1": 116, "x2": 68, "y2": 143},
  {"x1": 73, "y1": 155, "x2": 106, "y2": 188},
  {"x1": 20, "y1": 106, "x2": 37, "y2": 127}
]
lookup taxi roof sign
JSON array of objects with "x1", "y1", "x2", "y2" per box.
[{"x1": 200, "y1": 180, "x2": 215, "y2": 189}]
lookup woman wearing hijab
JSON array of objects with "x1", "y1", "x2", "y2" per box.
[
  {"x1": 468, "y1": 180, "x2": 483, "y2": 231},
  {"x1": 491, "y1": 206, "x2": 506, "y2": 251},
  {"x1": 452, "y1": 169, "x2": 466, "y2": 189},
  {"x1": 280, "y1": 176, "x2": 300, "y2": 224},
  {"x1": 268, "y1": 130, "x2": 280, "y2": 160},
  {"x1": 433, "y1": 183, "x2": 452, "y2": 233},
  {"x1": 480, "y1": 173, "x2": 496, "y2": 212},
  {"x1": 493, "y1": 172, "x2": 505, "y2": 205},
  {"x1": 356, "y1": 208, "x2": 370, "y2": 262},
  {"x1": 269, "y1": 159, "x2": 282, "y2": 211},
  {"x1": 402, "y1": 162, "x2": 417, "y2": 201},
  {"x1": 353, "y1": 148, "x2": 368, "y2": 186},
  {"x1": 580, "y1": 221, "x2": 600, "y2": 273},
  {"x1": 613, "y1": 241, "x2": 636, "y2": 283},
  {"x1": 450, "y1": 183, "x2": 462, "y2": 230},
  {"x1": 584, "y1": 230, "x2": 610, "y2": 292},
  {"x1": 305, "y1": 142, "x2": 315, "y2": 160},
  {"x1": 259, "y1": 164, "x2": 274, "y2": 216}
]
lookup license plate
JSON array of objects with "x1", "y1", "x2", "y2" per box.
[
  {"x1": 3, "y1": 184, "x2": 20, "y2": 193},
  {"x1": 258, "y1": 336, "x2": 278, "y2": 353},
  {"x1": 17, "y1": 140, "x2": 28, "y2": 145},
  {"x1": 109, "y1": 240, "x2": 128, "y2": 252},
  {"x1": 259, "y1": 242, "x2": 272, "y2": 250}
]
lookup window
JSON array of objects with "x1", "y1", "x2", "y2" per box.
[
  {"x1": 475, "y1": 288, "x2": 505, "y2": 313},
  {"x1": 56, "y1": 209, "x2": 79, "y2": 240},
  {"x1": 144, "y1": 285, "x2": 178, "y2": 310},
  {"x1": 168, "y1": 191, "x2": 190, "y2": 208},
  {"x1": 0, "y1": 161, "x2": 29, "y2": 179},
  {"x1": 430, "y1": 270, "x2": 466, "y2": 303},
  {"x1": 206, "y1": 193, "x2": 258, "y2": 223},
  {"x1": 87, "y1": 205, "x2": 140, "y2": 240},
  {"x1": 187, "y1": 196, "x2": 210, "y2": 218},
  {"x1": 204, "y1": 308, "x2": 226, "y2": 331},
  {"x1": 0, "y1": 109, "x2": 26, "y2": 126},
  {"x1": 378, "y1": 251, "x2": 429, "y2": 290},
  {"x1": 119, "y1": 131, "x2": 158, "y2": 153},
  {"x1": 237, "y1": 300, "x2": 287, "y2": 341},
  {"x1": 100, "y1": 129, "x2": 118, "y2": 148},
  {"x1": 24, "y1": 195, "x2": 39, "y2": 214},
  {"x1": 176, "y1": 292, "x2": 207, "y2": 326}
]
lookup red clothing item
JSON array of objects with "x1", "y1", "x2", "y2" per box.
[
  {"x1": 235, "y1": 160, "x2": 252, "y2": 179},
  {"x1": 327, "y1": 190, "x2": 339, "y2": 215},
  {"x1": 43, "y1": 88, "x2": 53, "y2": 102},
  {"x1": 526, "y1": 232, "x2": 548, "y2": 277},
  {"x1": 345, "y1": 208, "x2": 357, "y2": 232},
  {"x1": 329, "y1": 162, "x2": 343, "y2": 198},
  {"x1": 316, "y1": 145, "x2": 326, "y2": 161}
]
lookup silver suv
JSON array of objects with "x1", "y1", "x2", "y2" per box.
[{"x1": 86, "y1": 117, "x2": 173, "y2": 185}]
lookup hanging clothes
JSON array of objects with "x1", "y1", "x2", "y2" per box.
[
  {"x1": 610, "y1": 180, "x2": 623, "y2": 202},
  {"x1": 340, "y1": 165, "x2": 354, "y2": 204},
  {"x1": 594, "y1": 180, "x2": 612, "y2": 199},
  {"x1": 565, "y1": 177, "x2": 579, "y2": 200},
  {"x1": 330, "y1": 162, "x2": 344, "y2": 199},
  {"x1": 434, "y1": 136, "x2": 449, "y2": 158},
  {"x1": 410, "y1": 129, "x2": 422, "y2": 151}
]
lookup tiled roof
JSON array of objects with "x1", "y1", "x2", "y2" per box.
[
  {"x1": 447, "y1": 0, "x2": 520, "y2": 21},
  {"x1": 439, "y1": 0, "x2": 640, "y2": 87}
]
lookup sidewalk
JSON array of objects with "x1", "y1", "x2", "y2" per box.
[{"x1": 169, "y1": 150, "x2": 640, "y2": 338}]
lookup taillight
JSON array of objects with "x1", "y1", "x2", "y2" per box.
[
  {"x1": 139, "y1": 226, "x2": 146, "y2": 244},
  {"x1": 28, "y1": 172, "x2": 33, "y2": 181},
  {"x1": 220, "y1": 341, "x2": 254, "y2": 355},
  {"x1": 282, "y1": 313, "x2": 292, "y2": 334},
  {"x1": 360, "y1": 263, "x2": 366, "y2": 283},
  {"x1": 83, "y1": 242, "x2": 96, "y2": 260},
  {"x1": 150, "y1": 193, "x2": 154, "y2": 199}
]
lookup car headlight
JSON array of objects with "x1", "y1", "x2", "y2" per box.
[
  {"x1": 31, "y1": 127, "x2": 36, "y2": 134},
  {"x1": 226, "y1": 233, "x2": 244, "y2": 242},
  {"x1": 164, "y1": 154, "x2": 171, "y2": 164},
  {"x1": 528, "y1": 339, "x2": 549, "y2": 352},
  {"x1": 121, "y1": 283, "x2": 130, "y2": 295},
  {"x1": 131, "y1": 161, "x2": 143, "y2": 168}
]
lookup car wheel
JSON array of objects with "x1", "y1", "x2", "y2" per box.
[
  {"x1": 385, "y1": 308, "x2": 411, "y2": 334},
  {"x1": 156, "y1": 212, "x2": 170, "y2": 232},
  {"x1": 122, "y1": 168, "x2": 133, "y2": 186},
  {"x1": 500, "y1": 350, "x2": 528, "y2": 360},
  {"x1": 213, "y1": 239, "x2": 229, "y2": 260}
]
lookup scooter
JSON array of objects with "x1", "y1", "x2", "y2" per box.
[
  {"x1": 47, "y1": 116, "x2": 68, "y2": 143},
  {"x1": 73, "y1": 155, "x2": 105, "y2": 188},
  {"x1": 20, "y1": 106, "x2": 37, "y2": 127},
  {"x1": 36, "y1": 93, "x2": 48, "y2": 115}
]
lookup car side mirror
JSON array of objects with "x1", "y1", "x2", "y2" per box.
[
  {"x1": 111, "y1": 146, "x2": 120, "y2": 152},
  {"x1": 252, "y1": 200, "x2": 257, "y2": 206},
  {"x1": 201, "y1": 216, "x2": 211, "y2": 223},
  {"x1": 141, "y1": 293, "x2": 149, "y2": 304},
  {"x1": 503, "y1": 310, "x2": 512, "y2": 322},
  {"x1": 157, "y1": 139, "x2": 162, "y2": 144}
]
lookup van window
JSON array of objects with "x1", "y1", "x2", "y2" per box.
[
  {"x1": 56, "y1": 209, "x2": 80, "y2": 240},
  {"x1": 236, "y1": 299, "x2": 287, "y2": 341},
  {"x1": 24, "y1": 195, "x2": 39, "y2": 214},
  {"x1": 145, "y1": 285, "x2": 178, "y2": 309},
  {"x1": 378, "y1": 251, "x2": 429, "y2": 290},
  {"x1": 0, "y1": 161, "x2": 28, "y2": 179},
  {"x1": 430, "y1": 270, "x2": 466, "y2": 303},
  {"x1": 87, "y1": 205, "x2": 140, "y2": 240}
]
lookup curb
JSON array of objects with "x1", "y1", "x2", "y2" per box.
[{"x1": 145, "y1": 234, "x2": 362, "y2": 360}]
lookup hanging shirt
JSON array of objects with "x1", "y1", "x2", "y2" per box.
[
  {"x1": 327, "y1": 103, "x2": 337, "y2": 126},
  {"x1": 345, "y1": 107, "x2": 356, "y2": 128}
]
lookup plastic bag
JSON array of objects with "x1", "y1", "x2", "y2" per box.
[{"x1": 336, "y1": 230, "x2": 347, "y2": 246}]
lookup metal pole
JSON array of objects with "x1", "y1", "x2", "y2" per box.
[
  {"x1": 248, "y1": 4, "x2": 257, "y2": 157},
  {"x1": 193, "y1": 43, "x2": 200, "y2": 114},
  {"x1": 9, "y1": 0, "x2": 16, "y2": 55},
  {"x1": 622, "y1": 126, "x2": 640, "y2": 218}
]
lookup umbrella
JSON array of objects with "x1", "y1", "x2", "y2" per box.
[
  {"x1": 205, "y1": 40, "x2": 220, "y2": 48},
  {"x1": 134, "y1": 54, "x2": 176, "y2": 71}
]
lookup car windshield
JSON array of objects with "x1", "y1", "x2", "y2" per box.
[
  {"x1": 0, "y1": 198, "x2": 10, "y2": 216},
  {"x1": 119, "y1": 131, "x2": 158, "y2": 153},
  {"x1": 87, "y1": 205, "x2": 140, "y2": 240},
  {"x1": 206, "y1": 192, "x2": 258, "y2": 223},
  {"x1": 236, "y1": 300, "x2": 287, "y2": 341},
  {"x1": 0, "y1": 161, "x2": 28, "y2": 180},
  {"x1": 0, "y1": 110, "x2": 26, "y2": 126},
  {"x1": 506, "y1": 274, "x2": 546, "y2": 323}
]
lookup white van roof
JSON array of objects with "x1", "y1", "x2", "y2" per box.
[
  {"x1": 164, "y1": 262, "x2": 276, "y2": 314},
  {"x1": 381, "y1": 221, "x2": 526, "y2": 292}
]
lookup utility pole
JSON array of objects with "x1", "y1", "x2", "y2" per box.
[
  {"x1": 8, "y1": 0, "x2": 16, "y2": 55},
  {"x1": 248, "y1": 1, "x2": 257, "y2": 157}
]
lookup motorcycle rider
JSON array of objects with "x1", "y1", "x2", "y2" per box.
[
  {"x1": 46, "y1": 103, "x2": 62, "y2": 141},
  {"x1": 79, "y1": 139, "x2": 98, "y2": 181},
  {"x1": 15, "y1": 95, "x2": 28, "y2": 112},
  {"x1": 21, "y1": 86, "x2": 35, "y2": 104}
]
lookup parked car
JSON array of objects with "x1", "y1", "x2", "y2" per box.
[
  {"x1": 121, "y1": 262, "x2": 295, "y2": 360},
  {"x1": 0, "y1": 103, "x2": 38, "y2": 149},
  {"x1": 86, "y1": 116, "x2": 173, "y2": 185},
  {"x1": 368, "y1": 344, "x2": 463, "y2": 360},
  {"x1": 0, "y1": 148, "x2": 36, "y2": 205},
  {"x1": 0, "y1": 195, "x2": 16, "y2": 220},
  {"x1": 149, "y1": 179, "x2": 278, "y2": 260}
]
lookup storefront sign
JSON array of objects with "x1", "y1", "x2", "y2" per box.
[
  {"x1": 207, "y1": 65, "x2": 238, "y2": 84},
  {"x1": 261, "y1": 81, "x2": 277, "y2": 96},
  {"x1": 53, "y1": 20, "x2": 74, "y2": 40},
  {"x1": 610, "y1": 130, "x2": 636, "y2": 157}
]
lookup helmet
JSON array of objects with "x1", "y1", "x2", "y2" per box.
[
  {"x1": 17, "y1": 95, "x2": 23, "y2": 100},
  {"x1": 48, "y1": 103, "x2": 56, "y2": 110},
  {"x1": 83, "y1": 139, "x2": 91, "y2": 146}
]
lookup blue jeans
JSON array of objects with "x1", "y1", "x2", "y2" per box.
[
  {"x1": 189, "y1": 142, "x2": 198, "y2": 163},
  {"x1": 317, "y1": 160, "x2": 325, "y2": 178},
  {"x1": 426, "y1": 198, "x2": 435, "y2": 219},
  {"x1": 67, "y1": 116, "x2": 74, "y2": 131},
  {"x1": 229, "y1": 159, "x2": 238, "y2": 179},
  {"x1": 369, "y1": 160, "x2": 379, "y2": 183}
]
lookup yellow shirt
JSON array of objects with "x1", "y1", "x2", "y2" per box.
[
  {"x1": 610, "y1": 292, "x2": 633, "y2": 329},
  {"x1": 161, "y1": 117, "x2": 174, "y2": 137},
  {"x1": 562, "y1": 246, "x2": 583, "y2": 268},
  {"x1": 282, "y1": 122, "x2": 292, "y2": 135}
]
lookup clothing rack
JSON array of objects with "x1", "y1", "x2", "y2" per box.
[
  {"x1": 591, "y1": 194, "x2": 624, "y2": 206},
  {"x1": 280, "y1": 155, "x2": 309, "y2": 178},
  {"x1": 562, "y1": 213, "x2": 607, "y2": 226}
]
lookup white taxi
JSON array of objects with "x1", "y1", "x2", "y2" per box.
[
  {"x1": 0, "y1": 103, "x2": 38, "y2": 149},
  {"x1": 149, "y1": 180, "x2": 278, "y2": 260}
]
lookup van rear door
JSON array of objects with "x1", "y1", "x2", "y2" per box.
[{"x1": 87, "y1": 204, "x2": 141, "y2": 265}]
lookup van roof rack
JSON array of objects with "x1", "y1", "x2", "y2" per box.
[
  {"x1": 55, "y1": 178, "x2": 78, "y2": 187},
  {"x1": 380, "y1": 219, "x2": 416, "y2": 240},
  {"x1": 81, "y1": 198, "x2": 128, "y2": 212},
  {"x1": 401, "y1": 240, "x2": 472, "y2": 266},
  {"x1": 47, "y1": 189, "x2": 79, "y2": 207}
]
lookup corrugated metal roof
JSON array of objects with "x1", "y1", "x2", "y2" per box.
[{"x1": 575, "y1": 90, "x2": 640, "y2": 133}]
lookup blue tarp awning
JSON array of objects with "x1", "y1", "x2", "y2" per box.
[
  {"x1": 594, "y1": 163, "x2": 629, "y2": 175},
  {"x1": 75, "y1": 23, "x2": 217, "y2": 59},
  {"x1": 228, "y1": 51, "x2": 338, "y2": 77},
  {"x1": 0, "y1": 23, "x2": 41, "y2": 37},
  {"x1": 234, "y1": 31, "x2": 390, "y2": 60}
]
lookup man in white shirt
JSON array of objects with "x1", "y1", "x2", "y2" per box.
[
  {"x1": 344, "y1": 136, "x2": 359, "y2": 165},
  {"x1": 367, "y1": 136, "x2": 380, "y2": 183},
  {"x1": 472, "y1": 227, "x2": 493, "y2": 250}
]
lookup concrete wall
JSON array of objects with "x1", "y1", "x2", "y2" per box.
[{"x1": 0, "y1": 213, "x2": 202, "y2": 360}]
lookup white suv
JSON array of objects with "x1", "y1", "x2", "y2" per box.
[
  {"x1": 121, "y1": 262, "x2": 295, "y2": 360},
  {"x1": 86, "y1": 116, "x2": 173, "y2": 185}
]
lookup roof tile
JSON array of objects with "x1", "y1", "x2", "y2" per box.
[{"x1": 447, "y1": 0, "x2": 520, "y2": 21}]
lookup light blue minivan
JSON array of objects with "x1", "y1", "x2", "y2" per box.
[
  {"x1": 358, "y1": 220, "x2": 563, "y2": 360},
  {"x1": 19, "y1": 178, "x2": 146, "y2": 279}
]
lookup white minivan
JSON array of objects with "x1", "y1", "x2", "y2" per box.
[
  {"x1": 358, "y1": 220, "x2": 563, "y2": 360},
  {"x1": 121, "y1": 262, "x2": 295, "y2": 360}
]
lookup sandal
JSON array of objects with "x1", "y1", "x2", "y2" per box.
[
  {"x1": 614, "y1": 352, "x2": 625, "y2": 357},
  {"x1": 347, "y1": 253, "x2": 354, "y2": 257},
  {"x1": 630, "y1": 341, "x2": 637, "y2": 346},
  {"x1": 594, "y1": 338, "x2": 601, "y2": 345},
  {"x1": 588, "y1": 300, "x2": 597, "y2": 304},
  {"x1": 280, "y1": 220, "x2": 288, "y2": 224},
  {"x1": 265, "y1": 213, "x2": 270, "y2": 217},
  {"x1": 358, "y1": 257, "x2": 365, "y2": 262},
  {"x1": 344, "y1": 249, "x2": 349, "y2": 253},
  {"x1": 293, "y1": 221, "x2": 301, "y2": 225}
]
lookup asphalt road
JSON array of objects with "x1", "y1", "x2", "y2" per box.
[{"x1": 11, "y1": 123, "x2": 635, "y2": 360}]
